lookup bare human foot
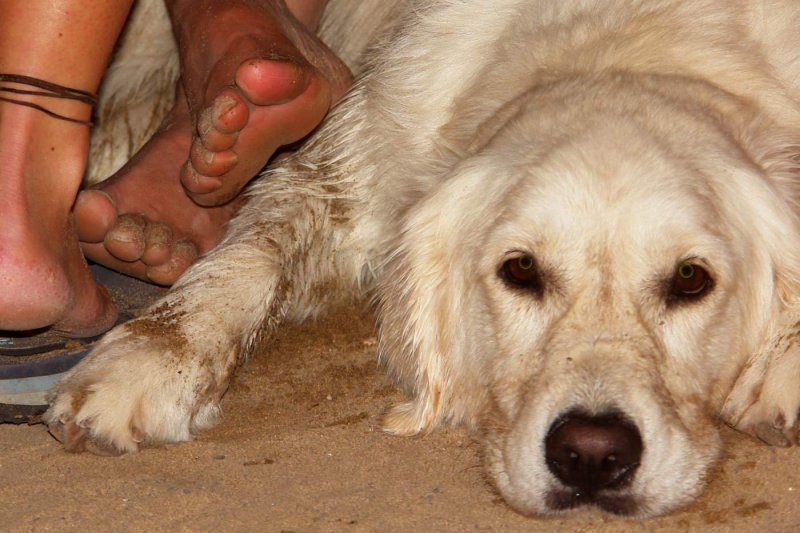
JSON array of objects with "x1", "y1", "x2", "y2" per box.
[
  {"x1": 75, "y1": 0, "x2": 352, "y2": 285},
  {"x1": 0, "y1": 1, "x2": 131, "y2": 334},
  {"x1": 0, "y1": 101, "x2": 117, "y2": 335}
]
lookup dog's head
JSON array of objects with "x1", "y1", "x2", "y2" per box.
[{"x1": 377, "y1": 77, "x2": 800, "y2": 517}]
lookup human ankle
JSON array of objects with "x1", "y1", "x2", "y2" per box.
[{"x1": 0, "y1": 104, "x2": 88, "y2": 208}]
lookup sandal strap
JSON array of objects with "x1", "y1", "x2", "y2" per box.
[{"x1": 0, "y1": 73, "x2": 98, "y2": 125}]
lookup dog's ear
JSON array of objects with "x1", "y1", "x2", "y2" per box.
[
  {"x1": 747, "y1": 122, "x2": 800, "y2": 208},
  {"x1": 377, "y1": 165, "x2": 497, "y2": 436},
  {"x1": 720, "y1": 157, "x2": 800, "y2": 445},
  {"x1": 437, "y1": 88, "x2": 535, "y2": 161},
  {"x1": 464, "y1": 93, "x2": 531, "y2": 156}
]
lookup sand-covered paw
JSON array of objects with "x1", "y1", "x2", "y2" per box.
[
  {"x1": 46, "y1": 374, "x2": 152, "y2": 454},
  {"x1": 723, "y1": 350, "x2": 800, "y2": 447},
  {"x1": 43, "y1": 324, "x2": 217, "y2": 454},
  {"x1": 732, "y1": 387, "x2": 800, "y2": 447}
]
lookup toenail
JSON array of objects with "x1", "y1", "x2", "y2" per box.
[
  {"x1": 214, "y1": 95, "x2": 237, "y2": 118},
  {"x1": 183, "y1": 164, "x2": 200, "y2": 186},
  {"x1": 203, "y1": 150, "x2": 215, "y2": 165},
  {"x1": 198, "y1": 109, "x2": 215, "y2": 136},
  {"x1": 131, "y1": 427, "x2": 146, "y2": 443}
]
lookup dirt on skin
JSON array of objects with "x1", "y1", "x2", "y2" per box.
[{"x1": 1, "y1": 304, "x2": 800, "y2": 532}]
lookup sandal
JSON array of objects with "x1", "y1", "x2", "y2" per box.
[{"x1": 0, "y1": 264, "x2": 165, "y2": 423}]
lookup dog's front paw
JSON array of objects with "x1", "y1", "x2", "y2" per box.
[
  {"x1": 728, "y1": 379, "x2": 800, "y2": 448},
  {"x1": 722, "y1": 349, "x2": 800, "y2": 447},
  {"x1": 44, "y1": 325, "x2": 220, "y2": 454},
  {"x1": 46, "y1": 377, "x2": 145, "y2": 455}
]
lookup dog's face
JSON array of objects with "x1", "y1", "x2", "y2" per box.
[
  {"x1": 378, "y1": 86, "x2": 800, "y2": 517},
  {"x1": 478, "y1": 118, "x2": 744, "y2": 517}
]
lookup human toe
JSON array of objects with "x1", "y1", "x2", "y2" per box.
[
  {"x1": 145, "y1": 241, "x2": 198, "y2": 286},
  {"x1": 202, "y1": 91, "x2": 249, "y2": 138},
  {"x1": 74, "y1": 189, "x2": 118, "y2": 244},
  {"x1": 196, "y1": 92, "x2": 244, "y2": 154},
  {"x1": 103, "y1": 213, "x2": 147, "y2": 263},
  {"x1": 179, "y1": 161, "x2": 224, "y2": 199},
  {"x1": 234, "y1": 57, "x2": 310, "y2": 106},
  {"x1": 141, "y1": 223, "x2": 174, "y2": 266},
  {"x1": 188, "y1": 142, "x2": 239, "y2": 178}
]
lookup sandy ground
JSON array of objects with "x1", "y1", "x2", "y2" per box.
[{"x1": 2, "y1": 305, "x2": 800, "y2": 532}]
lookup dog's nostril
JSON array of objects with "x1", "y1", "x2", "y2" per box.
[{"x1": 545, "y1": 410, "x2": 642, "y2": 497}]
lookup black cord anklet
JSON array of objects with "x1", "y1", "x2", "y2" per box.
[{"x1": 0, "y1": 73, "x2": 98, "y2": 125}]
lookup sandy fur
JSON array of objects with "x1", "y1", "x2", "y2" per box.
[{"x1": 47, "y1": 0, "x2": 800, "y2": 518}]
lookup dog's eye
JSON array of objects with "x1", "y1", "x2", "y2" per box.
[
  {"x1": 500, "y1": 254, "x2": 542, "y2": 293},
  {"x1": 670, "y1": 261, "x2": 712, "y2": 300}
]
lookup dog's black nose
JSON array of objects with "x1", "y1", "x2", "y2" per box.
[{"x1": 545, "y1": 410, "x2": 642, "y2": 497}]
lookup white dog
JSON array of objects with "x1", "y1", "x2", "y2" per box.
[{"x1": 45, "y1": 0, "x2": 800, "y2": 518}]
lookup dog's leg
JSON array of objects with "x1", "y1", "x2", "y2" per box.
[
  {"x1": 722, "y1": 315, "x2": 800, "y2": 447},
  {"x1": 44, "y1": 167, "x2": 360, "y2": 453}
]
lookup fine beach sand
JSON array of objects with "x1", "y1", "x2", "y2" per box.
[{"x1": 2, "y1": 304, "x2": 799, "y2": 532}]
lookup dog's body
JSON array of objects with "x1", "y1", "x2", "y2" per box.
[{"x1": 46, "y1": 0, "x2": 800, "y2": 518}]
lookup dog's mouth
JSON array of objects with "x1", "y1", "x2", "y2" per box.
[{"x1": 546, "y1": 487, "x2": 640, "y2": 515}]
